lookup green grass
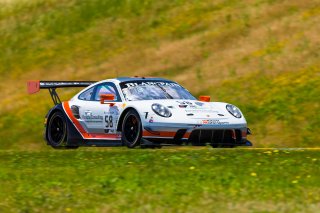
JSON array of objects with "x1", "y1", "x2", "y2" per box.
[{"x1": 0, "y1": 148, "x2": 319, "y2": 213}]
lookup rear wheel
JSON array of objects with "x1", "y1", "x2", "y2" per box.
[
  {"x1": 121, "y1": 110, "x2": 142, "y2": 148},
  {"x1": 47, "y1": 111, "x2": 78, "y2": 149}
]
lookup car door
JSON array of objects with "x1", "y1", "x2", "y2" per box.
[
  {"x1": 78, "y1": 82, "x2": 122, "y2": 136},
  {"x1": 75, "y1": 86, "x2": 102, "y2": 134},
  {"x1": 91, "y1": 82, "x2": 122, "y2": 135}
]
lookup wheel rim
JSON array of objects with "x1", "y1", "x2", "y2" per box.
[
  {"x1": 49, "y1": 115, "x2": 65, "y2": 144},
  {"x1": 124, "y1": 115, "x2": 140, "y2": 144}
]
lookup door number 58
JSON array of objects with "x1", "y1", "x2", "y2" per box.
[{"x1": 105, "y1": 115, "x2": 113, "y2": 128}]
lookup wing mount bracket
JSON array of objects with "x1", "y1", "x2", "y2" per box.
[{"x1": 49, "y1": 88, "x2": 61, "y2": 105}]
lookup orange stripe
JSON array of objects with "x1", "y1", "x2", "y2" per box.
[
  {"x1": 143, "y1": 131, "x2": 192, "y2": 139},
  {"x1": 183, "y1": 132, "x2": 191, "y2": 138},
  {"x1": 84, "y1": 133, "x2": 120, "y2": 139},
  {"x1": 143, "y1": 130, "x2": 176, "y2": 138},
  {"x1": 63, "y1": 102, "x2": 87, "y2": 134},
  {"x1": 63, "y1": 101, "x2": 121, "y2": 140}
]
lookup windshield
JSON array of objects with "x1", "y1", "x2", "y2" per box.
[{"x1": 120, "y1": 80, "x2": 196, "y2": 101}]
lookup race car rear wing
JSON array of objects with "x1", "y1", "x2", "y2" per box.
[{"x1": 27, "y1": 81, "x2": 96, "y2": 105}]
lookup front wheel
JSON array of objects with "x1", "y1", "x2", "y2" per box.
[{"x1": 121, "y1": 110, "x2": 142, "y2": 148}]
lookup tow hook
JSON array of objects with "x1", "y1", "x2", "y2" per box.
[{"x1": 247, "y1": 128, "x2": 252, "y2": 135}]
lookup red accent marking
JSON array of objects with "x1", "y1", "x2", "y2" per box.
[
  {"x1": 27, "y1": 80, "x2": 40, "y2": 94},
  {"x1": 100, "y1": 94, "x2": 115, "y2": 104},
  {"x1": 143, "y1": 131, "x2": 176, "y2": 138},
  {"x1": 231, "y1": 130, "x2": 236, "y2": 140},
  {"x1": 63, "y1": 101, "x2": 121, "y2": 140},
  {"x1": 202, "y1": 120, "x2": 209, "y2": 124},
  {"x1": 242, "y1": 130, "x2": 247, "y2": 138},
  {"x1": 199, "y1": 96, "x2": 211, "y2": 102},
  {"x1": 183, "y1": 132, "x2": 191, "y2": 139}
]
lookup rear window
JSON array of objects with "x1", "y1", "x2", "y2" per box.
[{"x1": 78, "y1": 87, "x2": 94, "y2": 101}]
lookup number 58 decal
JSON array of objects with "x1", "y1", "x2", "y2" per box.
[{"x1": 105, "y1": 115, "x2": 113, "y2": 128}]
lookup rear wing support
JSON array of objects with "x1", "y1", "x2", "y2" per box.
[
  {"x1": 27, "y1": 81, "x2": 96, "y2": 105},
  {"x1": 49, "y1": 88, "x2": 61, "y2": 105}
]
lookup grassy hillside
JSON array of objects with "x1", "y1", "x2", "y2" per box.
[{"x1": 0, "y1": 0, "x2": 319, "y2": 149}]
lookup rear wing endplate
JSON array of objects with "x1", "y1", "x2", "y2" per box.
[{"x1": 27, "y1": 81, "x2": 96, "y2": 105}]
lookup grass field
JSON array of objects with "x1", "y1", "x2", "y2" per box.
[{"x1": 0, "y1": 148, "x2": 319, "y2": 213}]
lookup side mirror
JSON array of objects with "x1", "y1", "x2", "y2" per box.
[
  {"x1": 199, "y1": 95, "x2": 211, "y2": 102},
  {"x1": 100, "y1": 94, "x2": 116, "y2": 105}
]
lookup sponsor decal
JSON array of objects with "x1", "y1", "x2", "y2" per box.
[
  {"x1": 185, "y1": 109, "x2": 218, "y2": 113},
  {"x1": 109, "y1": 110, "x2": 119, "y2": 115},
  {"x1": 201, "y1": 120, "x2": 229, "y2": 125},
  {"x1": 149, "y1": 117, "x2": 154, "y2": 123},
  {"x1": 125, "y1": 82, "x2": 181, "y2": 88},
  {"x1": 82, "y1": 115, "x2": 103, "y2": 123},
  {"x1": 176, "y1": 101, "x2": 196, "y2": 108},
  {"x1": 104, "y1": 129, "x2": 116, "y2": 133},
  {"x1": 195, "y1": 102, "x2": 205, "y2": 107},
  {"x1": 104, "y1": 107, "x2": 120, "y2": 132}
]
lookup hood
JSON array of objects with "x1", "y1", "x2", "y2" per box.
[
  {"x1": 138, "y1": 99, "x2": 234, "y2": 119},
  {"x1": 169, "y1": 100, "x2": 229, "y2": 118},
  {"x1": 127, "y1": 99, "x2": 246, "y2": 125}
]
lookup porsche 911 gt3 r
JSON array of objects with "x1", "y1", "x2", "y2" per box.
[{"x1": 27, "y1": 77, "x2": 252, "y2": 149}]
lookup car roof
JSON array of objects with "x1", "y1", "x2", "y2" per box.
[{"x1": 115, "y1": 77, "x2": 174, "y2": 83}]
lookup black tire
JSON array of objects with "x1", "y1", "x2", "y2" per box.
[
  {"x1": 121, "y1": 110, "x2": 142, "y2": 148},
  {"x1": 47, "y1": 111, "x2": 70, "y2": 149}
]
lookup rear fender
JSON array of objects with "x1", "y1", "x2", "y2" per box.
[{"x1": 45, "y1": 104, "x2": 84, "y2": 146}]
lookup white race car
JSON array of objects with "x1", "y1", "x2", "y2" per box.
[{"x1": 28, "y1": 77, "x2": 252, "y2": 149}]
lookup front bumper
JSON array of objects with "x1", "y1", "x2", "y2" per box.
[{"x1": 142, "y1": 123, "x2": 250, "y2": 146}]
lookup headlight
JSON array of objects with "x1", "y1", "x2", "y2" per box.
[
  {"x1": 152, "y1": 103, "x2": 172, "y2": 118},
  {"x1": 226, "y1": 104, "x2": 242, "y2": 118}
]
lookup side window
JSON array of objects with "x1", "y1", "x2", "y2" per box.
[
  {"x1": 94, "y1": 83, "x2": 121, "y2": 102},
  {"x1": 78, "y1": 87, "x2": 94, "y2": 101}
]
